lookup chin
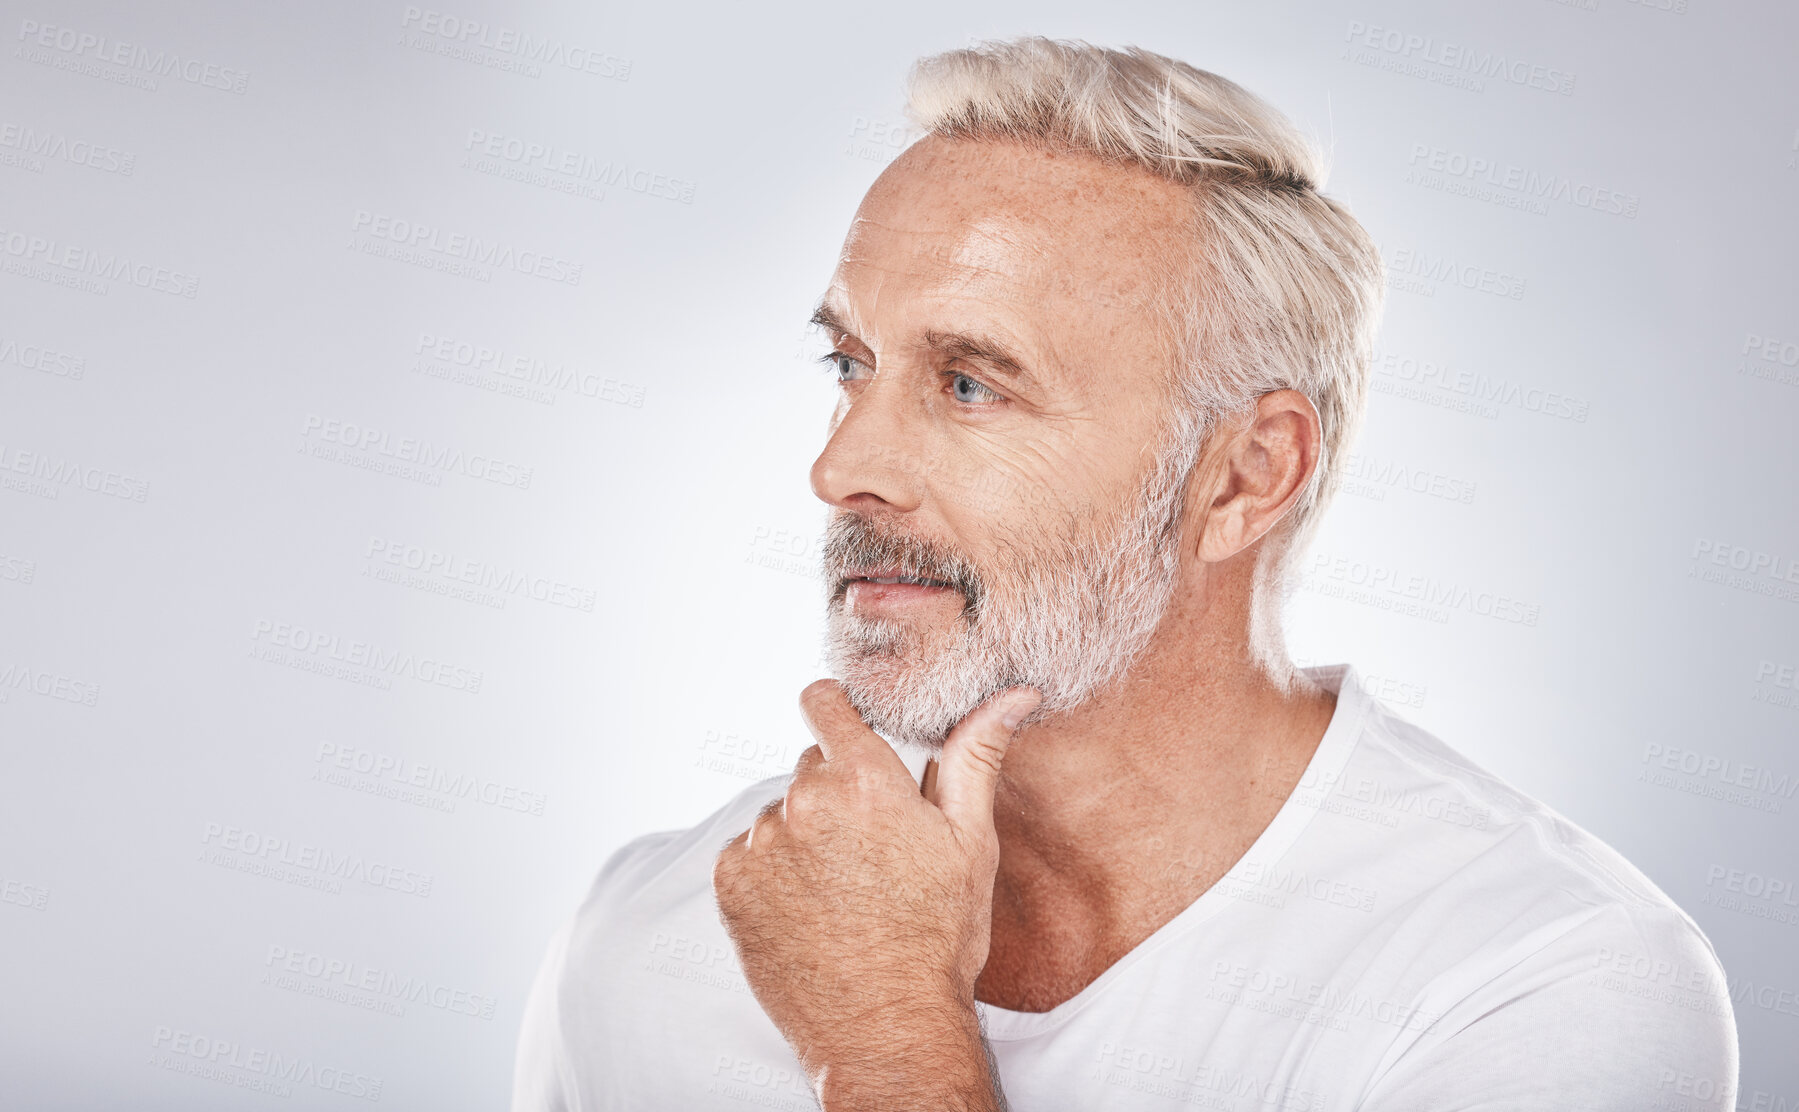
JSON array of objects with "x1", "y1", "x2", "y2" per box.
[
  {"x1": 828, "y1": 655, "x2": 962, "y2": 755},
  {"x1": 826, "y1": 620, "x2": 991, "y2": 756}
]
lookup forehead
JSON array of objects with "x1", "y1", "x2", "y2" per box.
[{"x1": 827, "y1": 136, "x2": 1193, "y2": 353}]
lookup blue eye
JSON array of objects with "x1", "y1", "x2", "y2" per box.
[
  {"x1": 821, "y1": 351, "x2": 870, "y2": 383},
  {"x1": 949, "y1": 373, "x2": 1001, "y2": 404}
]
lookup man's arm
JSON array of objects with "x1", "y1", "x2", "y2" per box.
[{"x1": 810, "y1": 1008, "x2": 1009, "y2": 1112}]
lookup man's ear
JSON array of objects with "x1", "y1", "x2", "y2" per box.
[{"x1": 1193, "y1": 390, "x2": 1321, "y2": 565}]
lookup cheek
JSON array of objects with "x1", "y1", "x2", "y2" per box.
[{"x1": 928, "y1": 435, "x2": 1108, "y2": 543}]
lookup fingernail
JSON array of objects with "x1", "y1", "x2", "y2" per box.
[{"x1": 1001, "y1": 689, "x2": 1042, "y2": 730}]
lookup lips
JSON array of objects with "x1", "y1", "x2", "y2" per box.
[{"x1": 846, "y1": 568, "x2": 953, "y2": 588}]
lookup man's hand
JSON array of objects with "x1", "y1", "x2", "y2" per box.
[{"x1": 712, "y1": 679, "x2": 1041, "y2": 1110}]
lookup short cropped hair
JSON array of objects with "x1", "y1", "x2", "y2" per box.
[{"x1": 905, "y1": 36, "x2": 1384, "y2": 585}]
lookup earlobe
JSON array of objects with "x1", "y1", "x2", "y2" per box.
[{"x1": 1197, "y1": 498, "x2": 1250, "y2": 564}]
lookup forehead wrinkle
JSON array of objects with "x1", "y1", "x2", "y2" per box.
[
  {"x1": 830, "y1": 161, "x2": 1172, "y2": 398},
  {"x1": 841, "y1": 201, "x2": 1063, "y2": 301}
]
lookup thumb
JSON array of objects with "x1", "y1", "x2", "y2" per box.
[{"x1": 934, "y1": 686, "x2": 1041, "y2": 836}]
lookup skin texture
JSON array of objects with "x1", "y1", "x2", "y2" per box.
[{"x1": 713, "y1": 135, "x2": 1338, "y2": 1111}]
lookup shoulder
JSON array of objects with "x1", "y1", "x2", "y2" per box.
[
  {"x1": 1339, "y1": 682, "x2": 1697, "y2": 919},
  {"x1": 1332, "y1": 689, "x2": 1738, "y2": 1105},
  {"x1": 511, "y1": 774, "x2": 792, "y2": 1111},
  {"x1": 572, "y1": 772, "x2": 793, "y2": 937},
  {"x1": 1361, "y1": 895, "x2": 1738, "y2": 1109}
]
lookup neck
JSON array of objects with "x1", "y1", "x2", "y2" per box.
[{"x1": 976, "y1": 566, "x2": 1338, "y2": 1010}]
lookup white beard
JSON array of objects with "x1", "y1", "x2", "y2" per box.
[{"x1": 821, "y1": 440, "x2": 1194, "y2": 754}]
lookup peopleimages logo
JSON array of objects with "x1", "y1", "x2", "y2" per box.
[
  {"x1": 1639, "y1": 743, "x2": 1796, "y2": 815},
  {"x1": 15, "y1": 19, "x2": 250, "y2": 93},
  {"x1": 463, "y1": 130, "x2": 695, "y2": 203},
  {"x1": 0, "y1": 662, "x2": 99, "y2": 707},
  {"x1": 1, "y1": 875, "x2": 49, "y2": 911},
  {"x1": 1755, "y1": 660, "x2": 1799, "y2": 711},
  {"x1": 264, "y1": 944, "x2": 499, "y2": 1020},
  {"x1": 365, "y1": 537, "x2": 596, "y2": 613},
  {"x1": 1207, "y1": 961, "x2": 1442, "y2": 1033},
  {"x1": 1091, "y1": 1043, "x2": 1326, "y2": 1111},
  {"x1": 249, "y1": 617, "x2": 485, "y2": 694},
  {"x1": 0, "y1": 122, "x2": 136, "y2": 175},
  {"x1": 1691, "y1": 539, "x2": 1799, "y2": 586},
  {"x1": 200, "y1": 821, "x2": 435, "y2": 897},
  {"x1": 1743, "y1": 332, "x2": 1799, "y2": 365},
  {"x1": 1306, "y1": 551, "x2": 1542, "y2": 627},
  {"x1": 1703, "y1": 864, "x2": 1799, "y2": 927},
  {"x1": 349, "y1": 209, "x2": 582, "y2": 286},
  {"x1": 0, "y1": 440, "x2": 148, "y2": 501},
  {"x1": 0, "y1": 226, "x2": 199, "y2": 297},
  {"x1": 149, "y1": 1025, "x2": 381, "y2": 1101},
  {"x1": 1344, "y1": 21, "x2": 1576, "y2": 95},
  {"x1": 1370, "y1": 349, "x2": 1590, "y2": 422},
  {"x1": 314, "y1": 740, "x2": 549, "y2": 816},
  {"x1": 1386, "y1": 246, "x2": 1526, "y2": 301},
  {"x1": 1222, "y1": 859, "x2": 1379, "y2": 913},
  {"x1": 1642, "y1": 745, "x2": 1798, "y2": 799},
  {"x1": 1405, "y1": 143, "x2": 1639, "y2": 219},
  {"x1": 412, "y1": 333, "x2": 647, "y2": 407},
  {"x1": 300, "y1": 413, "x2": 533, "y2": 489},
  {"x1": 0, "y1": 335, "x2": 85, "y2": 380},
  {"x1": 1740, "y1": 332, "x2": 1799, "y2": 387},
  {"x1": 398, "y1": 6, "x2": 630, "y2": 79},
  {"x1": 1335, "y1": 451, "x2": 1478, "y2": 505}
]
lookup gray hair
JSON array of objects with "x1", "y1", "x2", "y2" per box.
[{"x1": 904, "y1": 36, "x2": 1385, "y2": 593}]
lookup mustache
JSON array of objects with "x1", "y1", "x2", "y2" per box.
[{"x1": 819, "y1": 513, "x2": 986, "y2": 614}]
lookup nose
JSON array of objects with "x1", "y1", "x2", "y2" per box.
[{"x1": 808, "y1": 377, "x2": 926, "y2": 513}]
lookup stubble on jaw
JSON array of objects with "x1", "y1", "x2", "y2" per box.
[
  {"x1": 818, "y1": 448, "x2": 1191, "y2": 755},
  {"x1": 820, "y1": 511, "x2": 1005, "y2": 754}
]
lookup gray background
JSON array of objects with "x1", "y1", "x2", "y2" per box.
[{"x1": 2, "y1": 0, "x2": 1795, "y2": 1107}]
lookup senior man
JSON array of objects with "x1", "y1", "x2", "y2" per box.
[{"x1": 514, "y1": 37, "x2": 1737, "y2": 1111}]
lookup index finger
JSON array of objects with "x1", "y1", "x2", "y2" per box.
[{"x1": 798, "y1": 678, "x2": 911, "y2": 777}]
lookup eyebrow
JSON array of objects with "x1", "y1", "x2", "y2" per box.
[
  {"x1": 920, "y1": 329, "x2": 1041, "y2": 392},
  {"x1": 809, "y1": 302, "x2": 851, "y2": 337},
  {"x1": 807, "y1": 302, "x2": 1044, "y2": 393}
]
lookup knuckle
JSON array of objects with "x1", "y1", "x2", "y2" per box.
[
  {"x1": 742, "y1": 800, "x2": 783, "y2": 849},
  {"x1": 962, "y1": 741, "x2": 1005, "y2": 777},
  {"x1": 793, "y1": 744, "x2": 825, "y2": 777},
  {"x1": 711, "y1": 844, "x2": 741, "y2": 890},
  {"x1": 783, "y1": 782, "x2": 823, "y2": 827}
]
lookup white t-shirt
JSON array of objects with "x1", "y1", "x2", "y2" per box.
[{"x1": 513, "y1": 664, "x2": 1739, "y2": 1111}]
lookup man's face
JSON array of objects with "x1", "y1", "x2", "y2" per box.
[{"x1": 812, "y1": 136, "x2": 1202, "y2": 753}]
